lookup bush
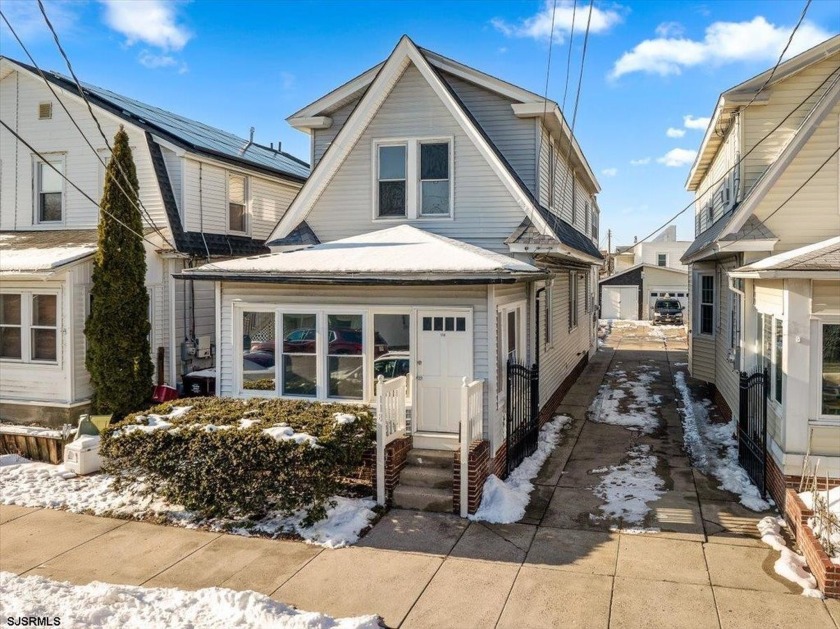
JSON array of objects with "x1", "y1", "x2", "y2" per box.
[{"x1": 100, "y1": 397, "x2": 375, "y2": 524}]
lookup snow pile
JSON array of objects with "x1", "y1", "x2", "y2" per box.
[
  {"x1": 0, "y1": 572, "x2": 379, "y2": 629},
  {"x1": 262, "y1": 424, "x2": 319, "y2": 447},
  {"x1": 757, "y1": 516, "x2": 823, "y2": 598},
  {"x1": 471, "y1": 415, "x2": 572, "y2": 523},
  {"x1": 111, "y1": 407, "x2": 192, "y2": 438},
  {"x1": 0, "y1": 461, "x2": 375, "y2": 549},
  {"x1": 592, "y1": 444, "x2": 665, "y2": 529},
  {"x1": 0, "y1": 424, "x2": 63, "y2": 438},
  {"x1": 589, "y1": 365, "x2": 661, "y2": 434},
  {"x1": 0, "y1": 454, "x2": 30, "y2": 467},
  {"x1": 674, "y1": 371, "x2": 770, "y2": 511},
  {"x1": 333, "y1": 413, "x2": 358, "y2": 425},
  {"x1": 799, "y1": 486, "x2": 840, "y2": 565}
]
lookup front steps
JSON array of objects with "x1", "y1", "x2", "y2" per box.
[{"x1": 392, "y1": 448, "x2": 455, "y2": 512}]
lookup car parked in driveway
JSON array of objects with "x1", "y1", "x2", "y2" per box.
[{"x1": 652, "y1": 298, "x2": 684, "y2": 325}]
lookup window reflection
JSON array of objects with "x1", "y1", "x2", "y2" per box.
[
  {"x1": 282, "y1": 313, "x2": 317, "y2": 396},
  {"x1": 373, "y1": 313, "x2": 411, "y2": 398},
  {"x1": 242, "y1": 312, "x2": 275, "y2": 390}
]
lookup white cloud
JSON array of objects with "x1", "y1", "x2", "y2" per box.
[
  {"x1": 630, "y1": 157, "x2": 651, "y2": 166},
  {"x1": 492, "y1": 0, "x2": 622, "y2": 44},
  {"x1": 601, "y1": 167, "x2": 618, "y2": 177},
  {"x1": 655, "y1": 21, "x2": 684, "y2": 38},
  {"x1": 611, "y1": 16, "x2": 832, "y2": 78},
  {"x1": 138, "y1": 50, "x2": 177, "y2": 69},
  {"x1": 666, "y1": 127, "x2": 686, "y2": 138},
  {"x1": 100, "y1": 0, "x2": 191, "y2": 51},
  {"x1": 683, "y1": 115, "x2": 711, "y2": 130},
  {"x1": 657, "y1": 148, "x2": 698, "y2": 167}
]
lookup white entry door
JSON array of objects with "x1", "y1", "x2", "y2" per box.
[
  {"x1": 601, "y1": 286, "x2": 639, "y2": 320},
  {"x1": 416, "y1": 310, "x2": 472, "y2": 434}
]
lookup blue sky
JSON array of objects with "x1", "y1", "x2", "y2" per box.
[{"x1": 1, "y1": 0, "x2": 838, "y2": 247}]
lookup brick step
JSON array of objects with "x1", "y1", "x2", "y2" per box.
[
  {"x1": 405, "y1": 449, "x2": 455, "y2": 469},
  {"x1": 400, "y1": 465, "x2": 453, "y2": 489},
  {"x1": 392, "y1": 484, "x2": 453, "y2": 513}
]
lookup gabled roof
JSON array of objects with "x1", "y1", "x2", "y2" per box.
[
  {"x1": 732, "y1": 236, "x2": 840, "y2": 277},
  {"x1": 505, "y1": 209, "x2": 603, "y2": 262},
  {"x1": 284, "y1": 37, "x2": 598, "y2": 195},
  {"x1": 269, "y1": 36, "x2": 599, "y2": 262},
  {"x1": 1, "y1": 56, "x2": 309, "y2": 183},
  {"x1": 181, "y1": 225, "x2": 546, "y2": 284},
  {"x1": 0, "y1": 230, "x2": 98, "y2": 273},
  {"x1": 687, "y1": 35, "x2": 840, "y2": 191},
  {"x1": 599, "y1": 262, "x2": 687, "y2": 283},
  {"x1": 681, "y1": 214, "x2": 777, "y2": 264}
]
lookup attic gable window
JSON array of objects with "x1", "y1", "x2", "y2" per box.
[{"x1": 375, "y1": 138, "x2": 453, "y2": 219}]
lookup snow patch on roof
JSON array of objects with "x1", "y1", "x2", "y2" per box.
[
  {"x1": 190, "y1": 225, "x2": 542, "y2": 276},
  {"x1": 0, "y1": 246, "x2": 97, "y2": 273}
]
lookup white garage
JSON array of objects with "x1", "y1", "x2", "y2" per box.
[{"x1": 601, "y1": 285, "x2": 639, "y2": 320}]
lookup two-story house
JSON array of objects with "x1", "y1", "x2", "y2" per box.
[
  {"x1": 182, "y1": 37, "x2": 603, "y2": 511},
  {"x1": 600, "y1": 225, "x2": 691, "y2": 320},
  {"x1": 0, "y1": 56, "x2": 307, "y2": 424},
  {"x1": 681, "y1": 35, "x2": 840, "y2": 508}
]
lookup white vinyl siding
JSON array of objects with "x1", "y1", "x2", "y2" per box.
[
  {"x1": 312, "y1": 97, "x2": 361, "y2": 167},
  {"x1": 303, "y1": 64, "x2": 528, "y2": 254}
]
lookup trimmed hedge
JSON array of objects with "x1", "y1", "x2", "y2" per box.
[{"x1": 100, "y1": 397, "x2": 375, "y2": 524}]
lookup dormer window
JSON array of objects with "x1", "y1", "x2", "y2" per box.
[
  {"x1": 228, "y1": 172, "x2": 248, "y2": 233},
  {"x1": 35, "y1": 157, "x2": 64, "y2": 223},
  {"x1": 375, "y1": 138, "x2": 452, "y2": 219}
]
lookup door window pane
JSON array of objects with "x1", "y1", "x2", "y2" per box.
[
  {"x1": 507, "y1": 310, "x2": 517, "y2": 361},
  {"x1": 822, "y1": 324, "x2": 840, "y2": 416},
  {"x1": 242, "y1": 311, "x2": 276, "y2": 391},
  {"x1": 282, "y1": 313, "x2": 316, "y2": 396},
  {"x1": 327, "y1": 314, "x2": 363, "y2": 399}
]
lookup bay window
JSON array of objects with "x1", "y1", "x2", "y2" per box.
[
  {"x1": 0, "y1": 292, "x2": 58, "y2": 363},
  {"x1": 375, "y1": 138, "x2": 452, "y2": 219}
]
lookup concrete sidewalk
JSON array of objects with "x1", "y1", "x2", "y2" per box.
[{"x1": 2, "y1": 323, "x2": 839, "y2": 628}]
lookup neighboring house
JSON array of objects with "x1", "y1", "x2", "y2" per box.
[
  {"x1": 182, "y1": 37, "x2": 602, "y2": 511},
  {"x1": 600, "y1": 226, "x2": 691, "y2": 320},
  {"x1": 681, "y1": 36, "x2": 840, "y2": 507},
  {"x1": 0, "y1": 56, "x2": 307, "y2": 424}
]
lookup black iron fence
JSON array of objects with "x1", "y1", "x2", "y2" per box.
[
  {"x1": 738, "y1": 368, "x2": 768, "y2": 498},
  {"x1": 506, "y1": 360, "x2": 539, "y2": 477}
]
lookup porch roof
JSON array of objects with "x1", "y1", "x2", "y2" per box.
[
  {"x1": 730, "y1": 236, "x2": 840, "y2": 278},
  {"x1": 0, "y1": 230, "x2": 98, "y2": 274},
  {"x1": 180, "y1": 225, "x2": 548, "y2": 284}
]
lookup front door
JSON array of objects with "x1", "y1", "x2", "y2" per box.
[{"x1": 416, "y1": 310, "x2": 472, "y2": 433}]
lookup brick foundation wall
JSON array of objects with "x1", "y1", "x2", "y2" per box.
[
  {"x1": 766, "y1": 452, "x2": 840, "y2": 513},
  {"x1": 360, "y1": 435, "x2": 412, "y2": 503},
  {"x1": 491, "y1": 442, "x2": 507, "y2": 479},
  {"x1": 453, "y1": 439, "x2": 490, "y2": 514},
  {"x1": 784, "y1": 488, "x2": 840, "y2": 599}
]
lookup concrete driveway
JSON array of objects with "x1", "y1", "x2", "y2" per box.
[{"x1": 2, "y1": 322, "x2": 838, "y2": 628}]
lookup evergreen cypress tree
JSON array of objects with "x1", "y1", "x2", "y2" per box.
[{"x1": 85, "y1": 126, "x2": 153, "y2": 418}]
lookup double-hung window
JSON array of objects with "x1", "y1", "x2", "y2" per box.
[
  {"x1": 377, "y1": 144, "x2": 407, "y2": 217},
  {"x1": 419, "y1": 142, "x2": 450, "y2": 215},
  {"x1": 657, "y1": 253, "x2": 667, "y2": 267},
  {"x1": 376, "y1": 139, "x2": 451, "y2": 219},
  {"x1": 0, "y1": 292, "x2": 58, "y2": 363},
  {"x1": 228, "y1": 173, "x2": 248, "y2": 233},
  {"x1": 36, "y1": 157, "x2": 64, "y2": 223},
  {"x1": 698, "y1": 274, "x2": 714, "y2": 335}
]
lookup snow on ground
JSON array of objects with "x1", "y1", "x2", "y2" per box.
[
  {"x1": 674, "y1": 371, "x2": 770, "y2": 511},
  {"x1": 0, "y1": 572, "x2": 379, "y2": 629},
  {"x1": 799, "y1": 486, "x2": 840, "y2": 565},
  {"x1": 0, "y1": 424, "x2": 65, "y2": 438},
  {"x1": 589, "y1": 365, "x2": 661, "y2": 434},
  {"x1": 592, "y1": 444, "x2": 665, "y2": 530},
  {"x1": 471, "y1": 415, "x2": 572, "y2": 524},
  {"x1": 0, "y1": 454, "x2": 29, "y2": 467},
  {"x1": 0, "y1": 460, "x2": 376, "y2": 549},
  {"x1": 757, "y1": 516, "x2": 823, "y2": 598}
]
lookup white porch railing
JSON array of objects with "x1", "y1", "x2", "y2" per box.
[
  {"x1": 375, "y1": 374, "x2": 407, "y2": 505},
  {"x1": 460, "y1": 377, "x2": 484, "y2": 517}
]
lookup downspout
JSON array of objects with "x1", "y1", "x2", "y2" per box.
[{"x1": 535, "y1": 286, "x2": 546, "y2": 370}]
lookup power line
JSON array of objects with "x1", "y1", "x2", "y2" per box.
[
  {"x1": 33, "y1": 0, "x2": 175, "y2": 250},
  {"x1": 630, "y1": 66, "x2": 839, "y2": 246},
  {"x1": 0, "y1": 118, "x2": 173, "y2": 255},
  {"x1": 536, "y1": 0, "x2": 559, "y2": 209},
  {"x1": 0, "y1": 9, "x2": 177, "y2": 251},
  {"x1": 560, "y1": 0, "x2": 578, "y2": 113}
]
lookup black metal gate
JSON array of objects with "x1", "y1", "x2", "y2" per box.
[
  {"x1": 506, "y1": 360, "x2": 539, "y2": 477},
  {"x1": 738, "y1": 368, "x2": 768, "y2": 497}
]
